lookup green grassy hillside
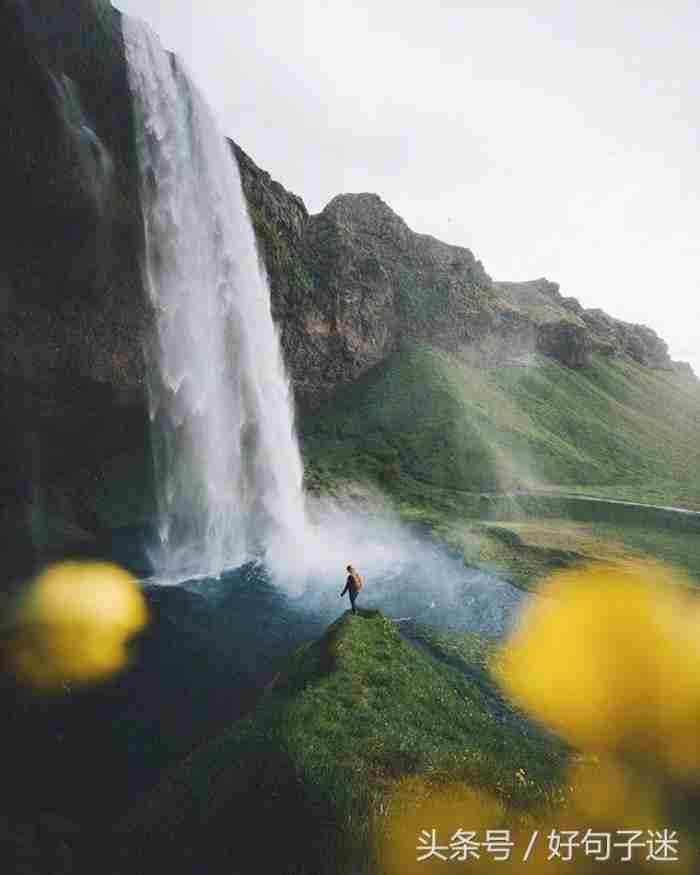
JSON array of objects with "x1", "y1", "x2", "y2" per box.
[
  {"x1": 300, "y1": 343, "x2": 700, "y2": 587},
  {"x1": 301, "y1": 342, "x2": 700, "y2": 505},
  {"x1": 112, "y1": 611, "x2": 567, "y2": 875}
]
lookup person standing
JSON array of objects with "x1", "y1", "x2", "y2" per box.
[{"x1": 340, "y1": 564, "x2": 363, "y2": 614}]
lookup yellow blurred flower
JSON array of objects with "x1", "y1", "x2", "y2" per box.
[
  {"x1": 562, "y1": 757, "x2": 659, "y2": 829},
  {"x1": 493, "y1": 560, "x2": 700, "y2": 780},
  {"x1": 379, "y1": 762, "x2": 694, "y2": 874},
  {"x1": 380, "y1": 777, "x2": 510, "y2": 874},
  {"x1": 4, "y1": 561, "x2": 148, "y2": 691},
  {"x1": 379, "y1": 560, "x2": 700, "y2": 873}
]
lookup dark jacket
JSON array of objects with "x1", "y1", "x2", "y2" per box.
[{"x1": 341, "y1": 575, "x2": 359, "y2": 597}]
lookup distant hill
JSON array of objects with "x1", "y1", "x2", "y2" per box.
[{"x1": 301, "y1": 342, "x2": 700, "y2": 507}]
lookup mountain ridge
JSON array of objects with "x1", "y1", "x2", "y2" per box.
[{"x1": 233, "y1": 140, "x2": 692, "y2": 407}]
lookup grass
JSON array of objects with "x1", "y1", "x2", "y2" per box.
[
  {"x1": 429, "y1": 517, "x2": 700, "y2": 591},
  {"x1": 89, "y1": 344, "x2": 700, "y2": 872},
  {"x1": 494, "y1": 281, "x2": 584, "y2": 327},
  {"x1": 300, "y1": 341, "x2": 700, "y2": 588},
  {"x1": 101, "y1": 339, "x2": 699, "y2": 871},
  {"x1": 487, "y1": 519, "x2": 700, "y2": 583},
  {"x1": 300, "y1": 342, "x2": 700, "y2": 504},
  {"x1": 534, "y1": 482, "x2": 700, "y2": 511},
  {"x1": 112, "y1": 611, "x2": 569, "y2": 875}
]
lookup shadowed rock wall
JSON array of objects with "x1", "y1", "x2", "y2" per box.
[{"x1": 0, "y1": 0, "x2": 151, "y2": 581}]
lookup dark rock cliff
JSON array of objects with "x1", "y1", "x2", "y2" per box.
[
  {"x1": 0, "y1": 0, "x2": 694, "y2": 573},
  {"x1": 237, "y1": 155, "x2": 682, "y2": 394},
  {"x1": 0, "y1": 0, "x2": 150, "y2": 580},
  {"x1": 235, "y1": 162, "x2": 499, "y2": 407},
  {"x1": 494, "y1": 278, "x2": 675, "y2": 368},
  {"x1": 1, "y1": 0, "x2": 146, "y2": 389}
]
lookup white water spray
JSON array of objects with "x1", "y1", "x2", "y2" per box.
[
  {"x1": 122, "y1": 16, "x2": 528, "y2": 637},
  {"x1": 124, "y1": 18, "x2": 307, "y2": 580}
]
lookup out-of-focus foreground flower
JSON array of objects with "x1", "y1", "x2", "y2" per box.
[
  {"x1": 381, "y1": 761, "x2": 689, "y2": 873},
  {"x1": 493, "y1": 559, "x2": 700, "y2": 779},
  {"x1": 381, "y1": 778, "x2": 509, "y2": 874},
  {"x1": 3, "y1": 560, "x2": 148, "y2": 691},
  {"x1": 381, "y1": 560, "x2": 700, "y2": 873}
]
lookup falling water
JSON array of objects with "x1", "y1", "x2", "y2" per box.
[{"x1": 123, "y1": 18, "x2": 307, "y2": 580}]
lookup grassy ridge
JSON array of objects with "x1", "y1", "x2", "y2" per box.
[
  {"x1": 301, "y1": 343, "x2": 700, "y2": 505},
  {"x1": 113, "y1": 611, "x2": 567, "y2": 875}
]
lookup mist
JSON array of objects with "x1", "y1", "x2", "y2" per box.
[{"x1": 261, "y1": 492, "x2": 526, "y2": 638}]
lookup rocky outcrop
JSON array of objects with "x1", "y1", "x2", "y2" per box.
[
  {"x1": 238, "y1": 162, "x2": 682, "y2": 390},
  {"x1": 674, "y1": 361, "x2": 697, "y2": 379},
  {"x1": 493, "y1": 278, "x2": 676, "y2": 369},
  {"x1": 536, "y1": 321, "x2": 592, "y2": 368},
  {"x1": 233, "y1": 151, "x2": 502, "y2": 403},
  {"x1": 581, "y1": 310, "x2": 673, "y2": 368},
  {"x1": 296, "y1": 191, "x2": 497, "y2": 401}
]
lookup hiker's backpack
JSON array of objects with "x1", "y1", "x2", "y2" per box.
[{"x1": 352, "y1": 571, "x2": 364, "y2": 592}]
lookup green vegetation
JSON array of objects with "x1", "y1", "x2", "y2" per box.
[
  {"x1": 497, "y1": 287, "x2": 582, "y2": 326},
  {"x1": 115, "y1": 611, "x2": 568, "y2": 875},
  {"x1": 424, "y1": 517, "x2": 700, "y2": 591},
  {"x1": 301, "y1": 342, "x2": 700, "y2": 500},
  {"x1": 248, "y1": 204, "x2": 311, "y2": 291},
  {"x1": 300, "y1": 342, "x2": 700, "y2": 586}
]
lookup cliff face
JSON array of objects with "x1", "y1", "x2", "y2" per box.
[
  {"x1": 0, "y1": 0, "x2": 150, "y2": 579},
  {"x1": 1, "y1": 0, "x2": 146, "y2": 393},
  {"x1": 236, "y1": 151, "x2": 682, "y2": 399},
  {"x1": 0, "y1": 1, "x2": 694, "y2": 569},
  {"x1": 237, "y1": 160, "x2": 498, "y2": 407},
  {"x1": 494, "y1": 278, "x2": 675, "y2": 368}
]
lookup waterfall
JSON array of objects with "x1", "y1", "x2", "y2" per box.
[{"x1": 123, "y1": 18, "x2": 307, "y2": 581}]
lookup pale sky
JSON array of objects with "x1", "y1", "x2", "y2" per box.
[{"x1": 116, "y1": 1, "x2": 699, "y2": 374}]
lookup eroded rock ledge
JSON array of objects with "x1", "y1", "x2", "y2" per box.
[{"x1": 235, "y1": 145, "x2": 687, "y2": 403}]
